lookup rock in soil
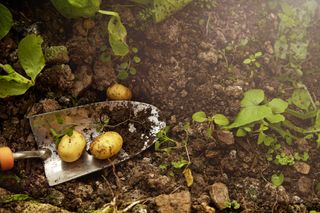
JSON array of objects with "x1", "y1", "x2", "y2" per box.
[
  {"x1": 209, "y1": 182, "x2": 229, "y2": 210},
  {"x1": 71, "y1": 65, "x2": 93, "y2": 97},
  {"x1": 155, "y1": 191, "x2": 191, "y2": 213},
  {"x1": 216, "y1": 130, "x2": 234, "y2": 145},
  {"x1": 14, "y1": 202, "x2": 71, "y2": 213},
  {"x1": 297, "y1": 176, "x2": 313, "y2": 194},
  {"x1": 294, "y1": 162, "x2": 311, "y2": 175},
  {"x1": 44, "y1": 46, "x2": 69, "y2": 65},
  {"x1": 92, "y1": 60, "x2": 116, "y2": 91}
]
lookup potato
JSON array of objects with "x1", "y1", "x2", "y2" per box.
[
  {"x1": 90, "y1": 131, "x2": 123, "y2": 160},
  {"x1": 57, "y1": 130, "x2": 86, "y2": 163},
  {"x1": 106, "y1": 83, "x2": 132, "y2": 100}
]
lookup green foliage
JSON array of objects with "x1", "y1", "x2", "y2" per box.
[
  {"x1": 153, "y1": 0, "x2": 193, "y2": 23},
  {"x1": 225, "y1": 200, "x2": 241, "y2": 209},
  {"x1": 0, "y1": 35, "x2": 45, "y2": 98},
  {"x1": 107, "y1": 14, "x2": 129, "y2": 56},
  {"x1": 271, "y1": 173, "x2": 284, "y2": 187},
  {"x1": 117, "y1": 48, "x2": 140, "y2": 80},
  {"x1": 50, "y1": 0, "x2": 101, "y2": 18},
  {"x1": 0, "y1": 3, "x2": 13, "y2": 40},
  {"x1": 288, "y1": 88, "x2": 312, "y2": 111},
  {"x1": 0, "y1": 194, "x2": 31, "y2": 204},
  {"x1": 192, "y1": 111, "x2": 207, "y2": 122},
  {"x1": 274, "y1": 0, "x2": 317, "y2": 76},
  {"x1": 243, "y1": 51, "x2": 263, "y2": 68},
  {"x1": 155, "y1": 126, "x2": 177, "y2": 154},
  {"x1": 171, "y1": 159, "x2": 189, "y2": 169}
]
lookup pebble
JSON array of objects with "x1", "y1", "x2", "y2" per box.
[
  {"x1": 216, "y1": 130, "x2": 234, "y2": 145},
  {"x1": 297, "y1": 176, "x2": 312, "y2": 194},
  {"x1": 294, "y1": 162, "x2": 310, "y2": 174},
  {"x1": 209, "y1": 182, "x2": 229, "y2": 210},
  {"x1": 155, "y1": 191, "x2": 191, "y2": 213}
]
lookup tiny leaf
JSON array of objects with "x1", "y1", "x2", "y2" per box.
[
  {"x1": 243, "y1": 58, "x2": 251, "y2": 64},
  {"x1": 212, "y1": 114, "x2": 230, "y2": 126},
  {"x1": 240, "y1": 89, "x2": 265, "y2": 107},
  {"x1": 266, "y1": 114, "x2": 285, "y2": 123},
  {"x1": 192, "y1": 111, "x2": 207, "y2": 122},
  {"x1": 271, "y1": 173, "x2": 284, "y2": 187}
]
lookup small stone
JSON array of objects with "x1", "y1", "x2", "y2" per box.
[
  {"x1": 216, "y1": 130, "x2": 234, "y2": 145},
  {"x1": 297, "y1": 176, "x2": 312, "y2": 193},
  {"x1": 155, "y1": 191, "x2": 191, "y2": 213},
  {"x1": 45, "y1": 46, "x2": 69, "y2": 64},
  {"x1": 294, "y1": 162, "x2": 310, "y2": 174},
  {"x1": 209, "y1": 182, "x2": 229, "y2": 210},
  {"x1": 198, "y1": 50, "x2": 218, "y2": 64},
  {"x1": 224, "y1": 86, "x2": 243, "y2": 97},
  {"x1": 205, "y1": 150, "x2": 219, "y2": 159},
  {"x1": 71, "y1": 65, "x2": 93, "y2": 97}
]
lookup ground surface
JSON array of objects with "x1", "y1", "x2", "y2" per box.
[{"x1": 1, "y1": 0, "x2": 320, "y2": 212}]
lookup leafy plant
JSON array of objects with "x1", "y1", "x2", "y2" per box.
[
  {"x1": 0, "y1": 3, "x2": 13, "y2": 40},
  {"x1": 271, "y1": 173, "x2": 284, "y2": 187},
  {"x1": 243, "y1": 51, "x2": 263, "y2": 68},
  {"x1": 155, "y1": 126, "x2": 178, "y2": 154},
  {"x1": 0, "y1": 34, "x2": 45, "y2": 98},
  {"x1": 274, "y1": 0, "x2": 318, "y2": 76},
  {"x1": 117, "y1": 47, "x2": 140, "y2": 80}
]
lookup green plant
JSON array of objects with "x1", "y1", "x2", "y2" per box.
[
  {"x1": 155, "y1": 126, "x2": 178, "y2": 154},
  {"x1": 192, "y1": 111, "x2": 229, "y2": 137},
  {"x1": 243, "y1": 51, "x2": 263, "y2": 68},
  {"x1": 225, "y1": 200, "x2": 241, "y2": 209},
  {"x1": 274, "y1": 0, "x2": 318, "y2": 76},
  {"x1": 0, "y1": 3, "x2": 13, "y2": 40},
  {"x1": 0, "y1": 34, "x2": 45, "y2": 98},
  {"x1": 0, "y1": 194, "x2": 32, "y2": 204},
  {"x1": 271, "y1": 173, "x2": 284, "y2": 187},
  {"x1": 117, "y1": 47, "x2": 140, "y2": 80}
]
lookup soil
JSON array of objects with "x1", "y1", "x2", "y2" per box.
[{"x1": 1, "y1": 0, "x2": 320, "y2": 212}]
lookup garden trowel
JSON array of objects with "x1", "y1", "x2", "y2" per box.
[{"x1": 0, "y1": 101, "x2": 165, "y2": 186}]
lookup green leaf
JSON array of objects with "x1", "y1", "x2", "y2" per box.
[
  {"x1": 120, "y1": 62, "x2": 129, "y2": 69},
  {"x1": 271, "y1": 173, "x2": 284, "y2": 187},
  {"x1": 171, "y1": 159, "x2": 188, "y2": 169},
  {"x1": 243, "y1": 58, "x2": 251, "y2": 65},
  {"x1": 257, "y1": 131, "x2": 266, "y2": 144},
  {"x1": 129, "y1": 67, "x2": 137, "y2": 75},
  {"x1": 108, "y1": 16, "x2": 129, "y2": 56},
  {"x1": 212, "y1": 114, "x2": 230, "y2": 126},
  {"x1": 240, "y1": 89, "x2": 265, "y2": 107},
  {"x1": 18, "y1": 34, "x2": 45, "y2": 81},
  {"x1": 192, "y1": 111, "x2": 207, "y2": 122},
  {"x1": 0, "y1": 64, "x2": 34, "y2": 98},
  {"x1": 50, "y1": 0, "x2": 100, "y2": 18},
  {"x1": 254, "y1": 51, "x2": 263, "y2": 58},
  {"x1": 153, "y1": 0, "x2": 192, "y2": 23},
  {"x1": 132, "y1": 47, "x2": 139, "y2": 53},
  {"x1": 133, "y1": 56, "x2": 141, "y2": 63},
  {"x1": 289, "y1": 88, "x2": 311, "y2": 111},
  {"x1": 227, "y1": 105, "x2": 272, "y2": 129},
  {"x1": 0, "y1": 3, "x2": 13, "y2": 40},
  {"x1": 206, "y1": 127, "x2": 213, "y2": 138},
  {"x1": 266, "y1": 114, "x2": 285, "y2": 123},
  {"x1": 236, "y1": 128, "x2": 247, "y2": 137},
  {"x1": 267, "y1": 98, "x2": 288, "y2": 113},
  {"x1": 117, "y1": 70, "x2": 129, "y2": 80}
]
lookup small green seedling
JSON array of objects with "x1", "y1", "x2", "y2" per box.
[
  {"x1": 271, "y1": 173, "x2": 284, "y2": 187},
  {"x1": 117, "y1": 47, "x2": 140, "y2": 80},
  {"x1": 155, "y1": 126, "x2": 178, "y2": 154},
  {"x1": 192, "y1": 111, "x2": 229, "y2": 137},
  {"x1": 243, "y1": 51, "x2": 263, "y2": 68},
  {"x1": 225, "y1": 200, "x2": 241, "y2": 209}
]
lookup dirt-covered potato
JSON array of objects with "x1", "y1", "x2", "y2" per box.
[
  {"x1": 57, "y1": 130, "x2": 86, "y2": 163},
  {"x1": 90, "y1": 131, "x2": 123, "y2": 160},
  {"x1": 106, "y1": 83, "x2": 132, "y2": 100}
]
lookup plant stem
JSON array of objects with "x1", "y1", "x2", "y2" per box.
[{"x1": 285, "y1": 108, "x2": 317, "y2": 120}]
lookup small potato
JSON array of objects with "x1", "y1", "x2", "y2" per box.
[
  {"x1": 58, "y1": 130, "x2": 86, "y2": 163},
  {"x1": 106, "y1": 83, "x2": 132, "y2": 100},
  {"x1": 90, "y1": 131, "x2": 123, "y2": 160}
]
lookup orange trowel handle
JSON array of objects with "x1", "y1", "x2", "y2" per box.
[{"x1": 0, "y1": 147, "x2": 14, "y2": 171}]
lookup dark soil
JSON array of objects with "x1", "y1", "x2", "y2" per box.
[{"x1": 1, "y1": 0, "x2": 320, "y2": 212}]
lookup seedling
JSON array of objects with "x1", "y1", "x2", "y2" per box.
[
  {"x1": 155, "y1": 126, "x2": 178, "y2": 154},
  {"x1": 271, "y1": 173, "x2": 284, "y2": 187},
  {"x1": 243, "y1": 51, "x2": 263, "y2": 68},
  {"x1": 225, "y1": 200, "x2": 241, "y2": 209},
  {"x1": 117, "y1": 47, "x2": 141, "y2": 80}
]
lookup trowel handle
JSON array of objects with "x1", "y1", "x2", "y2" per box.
[{"x1": 0, "y1": 147, "x2": 51, "y2": 171}]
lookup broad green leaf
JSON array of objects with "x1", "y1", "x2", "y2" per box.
[
  {"x1": 212, "y1": 114, "x2": 229, "y2": 126},
  {"x1": 227, "y1": 105, "x2": 272, "y2": 129},
  {"x1": 192, "y1": 111, "x2": 207, "y2": 122},
  {"x1": 18, "y1": 35, "x2": 45, "y2": 81},
  {"x1": 50, "y1": 0, "x2": 100, "y2": 18},
  {"x1": 108, "y1": 16, "x2": 129, "y2": 56},
  {"x1": 289, "y1": 88, "x2": 311, "y2": 111},
  {"x1": 240, "y1": 89, "x2": 265, "y2": 107},
  {"x1": 0, "y1": 64, "x2": 34, "y2": 98},
  {"x1": 254, "y1": 51, "x2": 263, "y2": 58},
  {"x1": 0, "y1": 3, "x2": 13, "y2": 40},
  {"x1": 243, "y1": 58, "x2": 251, "y2": 64},
  {"x1": 266, "y1": 114, "x2": 285, "y2": 123},
  {"x1": 267, "y1": 98, "x2": 288, "y2": 113},
  {"x1": 271, "y1": 173, "x2": 284, "y2": 187}
]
